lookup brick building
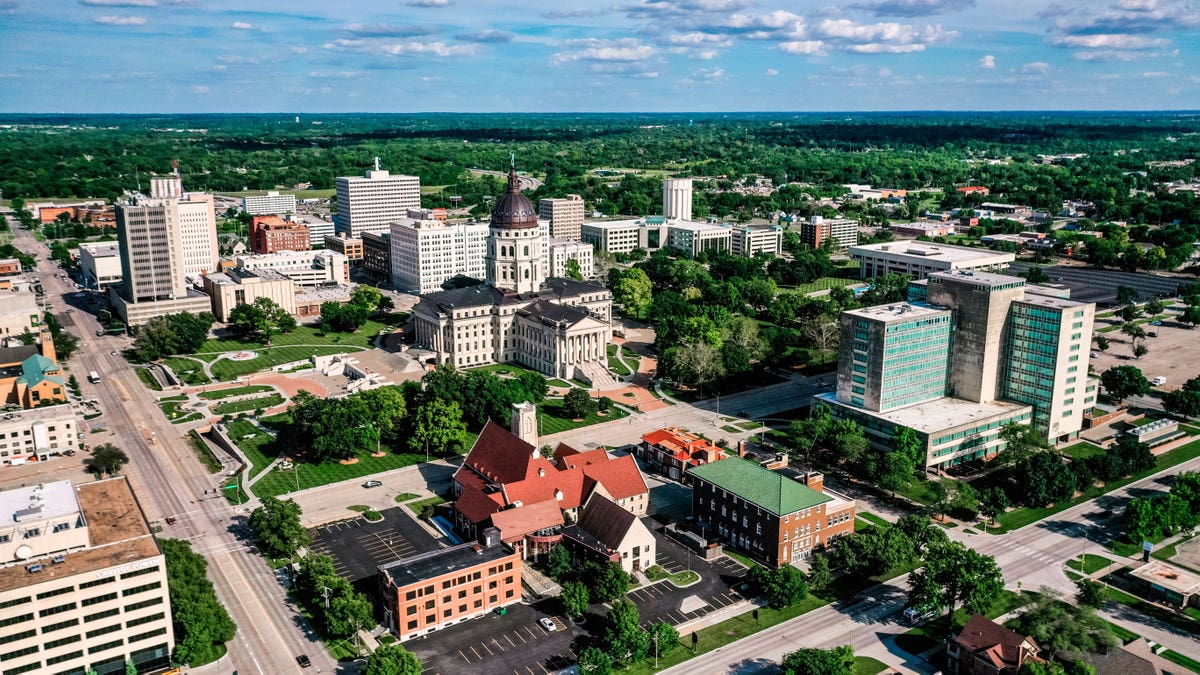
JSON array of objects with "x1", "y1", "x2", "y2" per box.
[
  {"x1": 249, "y1": 215, "x2": 311, "y2": 254},
  {"x1": 639, "y1": 427, "x2": 727, "y2": 482},
  {"x1": 324, "y1": 233, "x2": 364, "y2": 266},
  {"x1": 378, "y1": 536, "x2": 521, "y2": 642},
  {"x1": 688, "y1": 457, "x2": 855, "y2": 567},
  {"x1": 948, "y1": 614, "x2": 1040, "y2": 675}
]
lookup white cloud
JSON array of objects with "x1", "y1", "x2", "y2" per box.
[
  {"x1": 231, "y1": 21, "x2": 253, "y2": 30},
  {"x1": 551, "y1": 38, "x2": 656, "y2": 65},
  {"x1": 850, "y1": 0, "x2": 975, "y2": 17},
  {"x1": 1142, "y1": 70, "x2": 1169, "y2": 77},
  {"x1": 80, "y1": 0, "x2": 156, "y2": 5},
  {"x1": 94, "y1": 15, "x2": 146, "y2": 25},
  {"x1": 666, "y1": 32, "x2": 733, "y2": 47},
  {"x1": 765, "y1": 68, "x2": 779, "y2": 75},
  {"x1": 344, "y1": 23, "x2": 438, "y2": 38},
  {"x1": 191, "y1": 85, "x2": 210, "y2": 94},
  {"x1": 420, "y1": 75, "x2": 440, "y2": 82},
  {"x1": 694, "y1": 67, "x2": 724, "y2": 79},
  {"x1": 323, "y1": 39, "x2": 477, "y2": 57},
  {"x1": 407, "y1": 0, "x2": 448, "y2": 5},
  {"x1": 1052, "y1": 34, "x2": 1170, "y2": 50},
  {"x1": 979, "y1": 54, "x2": 995, "y2": 68},
  {"x1": 779, "y1": 40, "x2": 826, "y2": 54},
  {"x1": 1020, "y1": 61, "x2": 1049, "y2": 74}
]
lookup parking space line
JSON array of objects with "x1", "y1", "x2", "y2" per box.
[
  {"x1": 526, "y1": 626, "x2": 538, "y2": 640},
  {"x1": 470, "y1": 646, "x2": 482, "y2": 660},
  {"x1": 514, "y1": 630, "x2": 527, "y2": 644},
  {"x1": 481, "y1": 642, "x2": 494, "y2": 656},
  {"x1": 458, "y1": 650, "x2": 471, "y2": 664},
  {"x1": 505, "y1": 634, "x2": 517, "y2": 648},
  {"x1": 492, "y1": 638, "x2": 506, "y2": 653}
]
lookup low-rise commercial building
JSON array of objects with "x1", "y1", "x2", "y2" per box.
[
  {"x1": 562, "y1": 495, "x2": 656, "y2": 574},
  {"x1": 639, "y1": 427, "x2": 727, "y2": 482},
  {"x1": 0, "y1": 339, "x2": 67, "y2": 410},
  {"x1": 248, "y1": 215, "x2": 310, "y2": 254},
  {"x1": 666, "y1": 221, "x2": 731, "y2": 257},
  {"x1": 234, "y1": 250, "x2": 349, "y2": 287},
  {"x1": 581, "y1": 220, "x2": 644, "y2": 254},
  {"x1": 890, "y1": 221, "x2": 957, "y2": 238},
  {"x1": 78, "y1": 242, "x2": 123, "y2": 291},
  {"x1": 378, "y1": 537, "x2": 522, "y2": 642},
  {"x1": 324, "y1": 233, "x2": 364, "y2": 266},
  {"x1": 0, "y1": 259, "x2": 21, "y2": 276},
  {"x1": 849, "y1": 241, "x2": 1015, "y2": 280},
  {"x1": 0, "y1": 403, "x2": 78, "y2": 466},
  {"x1": 688, "y1": 457, "x2": 855, "y2": 567},
  {"x1": 547, "y1": 237, "x2": 593, "y2": 279},
  {"x1": 202, "y1": 268, "x2": 298, "y2": 322},
  {"x1": 0, "y1": 477, "x2": 174, "y2": 674},
  {"x1": 731, "y1": 225, "x2": 782, "y2": 257},
  {"x1": 242, "y1": 191, "x2": 297, "y2": 216},
  {"x1": 0, "y1": 288, "x2": 41, "y2": 338},
  {"x1": 799, "y1": 217, "x2": 859, "y2": 250}
]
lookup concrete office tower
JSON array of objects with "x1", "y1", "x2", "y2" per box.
[
  {"x1": 176, "y1": 192, "x2": 218, "y2": 278},
  {"x1": 925, "y1": 272, "x2": 1026, "y2": 403},
  {"x1": 487, "y1": 167, "x2": 543, "y2": 294},
  {"x1": 390, "y1": 219, "x2": 490, "y2": 294},
  {"x1": 662, "y1": 178, "x2": 693, "y2": 221},
  {"x1": 148, "y1": 170, "x2": 182, "y2": 199},
  {"x1": 836, "y1": 303, "x2": 952, "y2": 412},
  {"x1": 1003, "y1": 295, "x2": 1095, "y2": 439},
  {"x1": 539, "y1": 195, "x2": 585, "y2": 240},
  {"x1": 243, "y1": 190, "x2": 297, "y2": 216},
  {"x1": 335, "y1": 158, "x2": 421, "y2": 237},
  {"x1": 117, "y1": 199, "x2": 187, "y2": 302}
]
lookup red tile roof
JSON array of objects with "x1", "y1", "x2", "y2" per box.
[
  {"x1": 491, "y1": 500, "x2": 564, "y2": 543},
  {"x1": 642, "y1": 427, "x2": 726, "y2": 467},
  {"x1": 581, "y1": 455, "x2": 648, "y2": 501},
  {"x1": 457, "y1": 420, "x2": 542, "y2": 485},
  {"x1": 453, "y1": 483, "x2": 504, "y2": 524}
]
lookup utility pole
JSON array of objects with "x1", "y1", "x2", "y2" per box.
[{"x1": 321, "y1": 585, "x2": 331, "y2": 610}]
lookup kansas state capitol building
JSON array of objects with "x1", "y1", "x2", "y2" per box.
[{"x1": 411, "y1": 167, "x2": 614, "y2": 383}]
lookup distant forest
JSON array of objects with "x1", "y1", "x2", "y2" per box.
[{"x1": 2, "y1": 112, "x2": 1200, "y2": 223}]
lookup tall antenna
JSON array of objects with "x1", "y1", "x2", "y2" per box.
[
  {"x1": 172, "y1": 158, "x2": 179, "y2": 176},
  {"x1": 373, "y1": 156, "x2": 381, "y2": 172},
  {"x1": 510, "y1": 151, "x2": 515, "y2": 168}
]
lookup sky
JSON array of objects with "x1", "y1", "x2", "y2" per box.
[{"x1": 1, "y1": 0, "x2": 1199, "y2": 113}]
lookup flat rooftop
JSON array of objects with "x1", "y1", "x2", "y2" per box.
[
  {"x1": 0, "y1": 480, "x2": 78, "y2": 524},
  {"x1": 79, "y1": 242, "x2": 120, "y2": 257},
  {"x1": 850, "y1": 241, "x2": 1015, "y2": 263},
  {"x1": 0, "y1": 535, "x2": 159, "y2": 594},
  {"x1": 0, "y1": 403, "x2": 77, "y2": 425},
  {"x1": 843, "y1": 302, "x2": 950, "y2": 322},
  {"x1": 76, "y1": 477, "x2": 152, "y2": 546},
  {"x1": 379, "y1": 542, "x2": 513, "y2": 588},
  {"x1": 1130, "y1": 560, "x2": 1200, "y2": 595},
  {"x1": 1014, "y1": 294, "x2": 1089, "y2": 309},
  {"x1": 928, "y1": 270, "x2": 1026, "y2": 288},
  {"x1": 818, "y1": 392, "x2": 1031, "y2": 434}
]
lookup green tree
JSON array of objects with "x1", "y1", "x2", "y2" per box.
[
  {"x1": 589, "y1": 561, "x2": 631, "y2": 603},
  {"x1": 603, "y1": 600, "x2": 649, "y2": 665},
  {"x1": 408, "y1": 398, "x2": 468, "y2": 454},
  {"x1": 1093, "y1": 334, "x2": 1110, "y2": 352},
  {"x1": 564, "y1": 257, "x2": 584, "y2": 280},
  {"x1": 780, "y1": 646, "x2": 854, "y2": 675},
  {"x1": 84, "y1": 443, "x2": 128, "y2": 477},
  {"x1": 227, "y1": 301, "x2": 268, "y2": 341},
  {"x1": 1075, "y1": 579, "x2": 1106, "y2": 609},
  {"x1": 670, "y1": 341, "x2": 726, "y2": 395},
  {"x1": 545, "y1": 543, "x2": 573, "y2": 580},
  {"x1": 1180, "y1": 304, "x2": 1200, "y2": 328},
  {"x1": 1099, "y1": 365, "x2": 1151, "y2": 404},
  {"x1": 892, "y1": 426, "x2": 924, "y2": 466},
  {"x1": 1163, "y1": 386, "x2": 1200, "y2": 420},
  {"x1": 323, "y1": 577, "x2": 374, "y2": 640},
  {"x1": 561, "y1": 580, "x2": 590, "y2": 620},
  {"x1": 875, "y1": 450, "x2": 915, "y2": 498},
  {"x1": 363, "y1": 643, "x2": 423, "y2": 675},
  {"x1": 978, "y1": 487, "x2": 1011, "y2": 526},
  {"x1": 1116, "y1": 285, "x2": 1138, "y2": 306},
  {"x1": 1133, "y1": 343, "x2": 1148, "y2": 360},
  {"x1": 613, "y1": 268, "x2": 653, "y2": 318},
  {"x1": 562, "y1": 388, "x2": 595, "y2": 419},
  {"x1": 1007, "y1": 588, "x2": 1117, "y2": 661},
  {"x1": 789, "y1": 405, "x2": 832, "y2": 467},
  {"x1": 351, "y1": 284, "x2": 383, "y2": 310},
  {"x1": 997, "y1": 423, "x2": 1048, "y2": 467},
  {"x1": 161, "y1": 539, "x2": 237, "y2": 666},
  {"x1": 832, "y1": 419, "x2": 869, "y2": 466},
  {"x1": 1020, "y1": 452, "x2": 1075, "y2": 507},
  {"x1": 649, "y1": 622, "x2": 680, "y2": 658},
  {"x1": 248, "y1": 496, "x2": 310, "y2": 560},
  {"x1": 907, "y1": 540, "x2": 1004, "y2": 636},
  {"x1": 806, "y1": 553, "x2": 834, "y2": 595},
  {"x1": 1024, "y1": 266, "x2": 1051, "y2": 284},
  {"x1": 1145, "y1": 298, "x2": 1165, "y2": 315},
  {"x1": 577, "y1": 646, "x2": 613, "y2": 675},
  {"x1": 749, "y1": 564, "x2": 808, "y2": 608}
]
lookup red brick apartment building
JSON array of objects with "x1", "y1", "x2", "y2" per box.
[
  {"x1": 378, "y1": 537, "x2": 522, "y2": 641},
  {"x1": 688, "y1": 457, "x2": 855, "y2": 567},
  {"x1": 639, "y1": 427, "x2": 727, "y2": 482},
  {"x1": 249, "y1": 215, "x2": 311, "y2": 254}
]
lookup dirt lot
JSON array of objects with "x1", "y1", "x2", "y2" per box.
[{"x1": 1091, "y1": 317, "x2": 1200, "y2": 392}]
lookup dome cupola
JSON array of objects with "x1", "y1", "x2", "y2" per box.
[{"x1": 490, "y1": 166, "x2": 538, "y2": 229}]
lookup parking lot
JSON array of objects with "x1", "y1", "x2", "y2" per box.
[
  {"x1": 408, "y1": 599, "x2": 582, "y2": 675},
  {"x1": 629, "y1": 525, "x2": 750, "y2": 629},
  {"x1": 1089, "y1": 311, "x2": 1200, "y2": 393},
  {"x1": 1010, "y1": 263, "x2": 1188, "y2": 305},
  {"x1": 307, "y1": 506, "x2": 445, "y2": 582}
]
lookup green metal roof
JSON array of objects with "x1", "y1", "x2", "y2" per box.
[
  {"x1": 17, "y1": 354, "x2": 63, "y2": 388},
  {"x1": 687, "y1": 456, "x2": 831, "y2": 516}
]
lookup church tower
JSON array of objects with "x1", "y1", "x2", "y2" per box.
[
  {"x1": 486, "y1": 165, "x2": 543, "y2": 294},
  {"x1": 511, "y1": 401, "x2": 538, "y2": 448}
]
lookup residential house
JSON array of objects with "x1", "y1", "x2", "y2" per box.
[
  {"x1": 562, "y1": 494, "x2": 656, "y2": 573},
  {"x1": 948, "y1": 614, "x2": 1041, "y2": 675},
  {"x1": 639, "y1": 427, "x2": 727, "y2": 481}
]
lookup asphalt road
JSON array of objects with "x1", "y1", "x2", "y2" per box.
[{"x1": 16, "y1": 228, "x2": 337, "y2": 675}]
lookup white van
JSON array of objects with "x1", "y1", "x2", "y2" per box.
[
  {"x1": 1152, "y1": 376, "x2": 1167, "y2": 386},
  {"x1": 903, "y1": 604, "x2": 937, "y2": 625}
]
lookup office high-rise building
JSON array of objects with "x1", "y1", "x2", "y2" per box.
[
  {"x1": 117, "y1": 199, "x2": 187, "y2": 303},
  {"x1": 242, "y1": 191, "x2": 297, "y2": 216},
  {"x1": 662, "y1": 178, "x2": 693, "y2": 221},
  {"x1": 819, "y1": 270, "x2": 1096, "y2": 471},
  {"x1": 390, "y1": 218, "x2": 490, "y2": 294},
  {"x1": 176, "y1": 192, "x2": 218, "y2": 278},
  {"x1": 538, "y1": 195, "x2": 584, "y2": 241},
  {"x1": 335, "y1": 159, "x2": 421, "y2": 237}
]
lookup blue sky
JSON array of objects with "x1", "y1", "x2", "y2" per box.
[{"x1": 1, "y1": 0, "x2": 1198, "y2": 112}]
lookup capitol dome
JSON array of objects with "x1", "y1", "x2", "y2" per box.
[{"x1": 491, "y1": 166, "x2": 538, "y2": 229}]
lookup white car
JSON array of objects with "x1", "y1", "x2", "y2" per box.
[{"x1": 538, "y1": 617, "x2": 557, "y2": 632}]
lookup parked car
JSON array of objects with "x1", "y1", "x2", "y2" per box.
[
  {"x1": 538, "y1": 617, "x2": 557, "y2": 632},
  {"x1": 1090, "y1": 352, "x2": 1099, "y2": 358},
  {"x1": 296, "y1": 655, "x2": 311, "y2": 668},
  {"x1": 362, "y1": 480, "x2": 382, "y2": 488},
  {"x1": 1150, "y1": 320, "x2": 1162, "y2": 326},
  {"x1": 1152, "y1": 376, "x2": 1167, "y2": 386},
  {"x1": 165, "y1": 517, "x2": 177, "y2": 525}
]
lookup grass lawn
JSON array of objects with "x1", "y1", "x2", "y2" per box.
[
  {"x1": 225, "y1": 420, "x2": 278, "y2": 478},
  {"x1": 394, "y1": 492, "x2": 420, "y2": 503},
  {"x1": 620, "y1": 594, "x2": 829, "y2": 675},
  {"x1": 721, "y1": 424, "x2": 742, "y2": 434},
  {"x1": 211, "y1": 393, "x2": 286, "y2": 415},
  {"x1": 735, "y1": 420, "x2": 762, "y2": 431},
  {"x1": 858, "y1": 511, "x2": 891, "y2": 529},
  {"x1": 1065, "y1": 553, "x2": 1112, "y2": 575},
  {"x1": 158, "y1": 398, "x2": 199, "y2": 423},
  {"x1": 1060, "y1": 441, "x2": 1105, "y2": 460},
  {"x1": 853, "y1": 656, "x2": 889, "y2": 675},
  {"x1": 249, "y1": 451, "x2": 427, "y2": 500},
  {"x1": 1162, "y1": 650, "x2": 1200, "y2": 673},
  {"x1": 163, "y1": 357, "x2": 211, "y2": 385},
  {"x1": 209, "y1": 346, "x2": 362, "y2": 381},
  {"x1": 471, "y1": 362, "x2": 545, "y2": 379},
  {"x1": 607, "y1": 344, "x2": 633, "y2": 376},
  {"x1": 992, "y1": 437, "x2": 1200, "y2": 533},
  {"x1": 893, "y1": 477, "x2": 941, "y2": 506},
  {"x1": 406, "y1": 495, "x2": 446, "y2": 520},
  {"x1": 198, "y1": 384, "x2": 274, "y2": 400},
  {"x1": 547, "y1": 378, "x2": 572, "y2": 388},
  {"x1": 186, "y1": 430, "x2": 222, "y2": 474},
  {"x1": 194, "y1": 318, "x2": 396, "y2": 355},
  {"x1": 258, "y1": 412, "x2": 292, "y2": 432},
  {"x1": 135, "y1": 368, "x2": 162, "y2": 391},
  {"x1": 723, "y1": 550, "x2": 764, "y2": 570},
  {"x1": 645, "y1": 565, "x2": 699, "y2": 586},
  {"x1": 791, "y1": 276, "x2": 863, "y2": 295},
  {"x1": 537, "y1": 400, "x2": 629, "y2": 435},
  {"x1": 1104, "y1": 620, "x2": 1140, "y2": 644}
]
